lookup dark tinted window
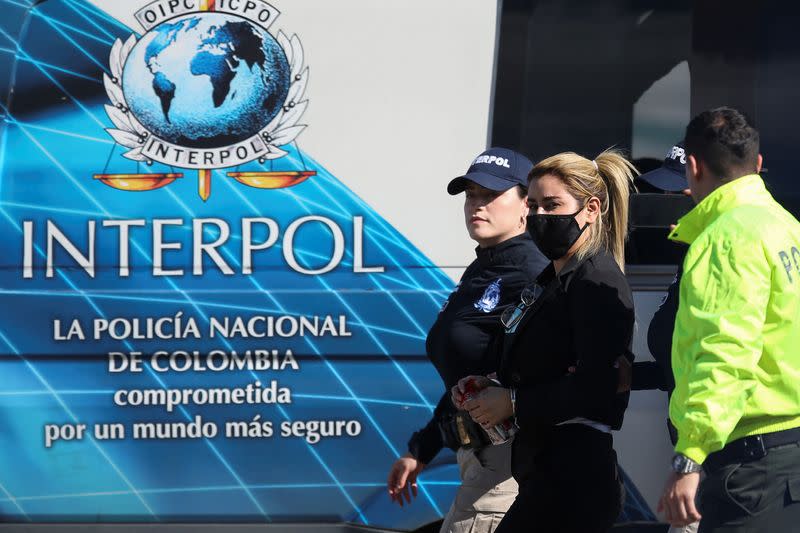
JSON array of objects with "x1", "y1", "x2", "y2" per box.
[{"x1": 492, "y1": 0, "x2": 800, "y2": 264}]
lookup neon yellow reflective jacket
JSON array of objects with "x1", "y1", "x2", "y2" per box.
[{"x1": 668, "y1": 174, "x2": 800, "y2": 464}]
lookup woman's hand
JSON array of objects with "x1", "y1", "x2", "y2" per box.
[
  {"x1": 463, "y1": 386, "x2": 513, "y2": 427},
  {"x1": 450, "y1": 375, "x2": 493, "y2": 409},
  {"x1": 387, "y1": 453, "x2": 425, "y2": 507}
]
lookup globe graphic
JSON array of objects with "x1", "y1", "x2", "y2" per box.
[{"x1": 122, "y1": 13, "x2": 290, "y2": 149}]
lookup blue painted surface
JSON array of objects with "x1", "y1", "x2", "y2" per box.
[{"x1": 0, "y1": 0, "x2": 655, "y2": 527}]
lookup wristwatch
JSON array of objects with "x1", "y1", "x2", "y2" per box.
[{"x1": 671, "y1": 453, "x2": 702, "y2": 474}]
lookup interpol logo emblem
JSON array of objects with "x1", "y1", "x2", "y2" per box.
[
  {"x1": 98, "y1": 0, "x2": 309, "y2": 200},
  {"x1": 474, "y1": 278, "x2": 501, "y2": 313}
]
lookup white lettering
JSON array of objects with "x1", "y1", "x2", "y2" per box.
[
  {"x1": 193, "y1": 218, "x2": 234, "y2": 275},
  {"x1": 46, "y1": 220, "x2": 95, "y2": 278},
  {"x1": 23, "y1": 220, "x2": 33, "y2": 279},
  {"x1": 103, "y1": 219, "x2": 146, "y2": 277},
  {"x1": 284, "y1": 216, "x2": 345, "y2": 275},
  {"x1": 353, "y1": 216, "x2": 384, "y2": 273},
  {"x1": 242, "y1": 218, "x2": 279, "y2": 275},
  {"x1": 153, "y1": 219, "x2": 183, "y2": 276},
  {"x1": 23, "y1": 218, "x2": 386, "y2": 278}
]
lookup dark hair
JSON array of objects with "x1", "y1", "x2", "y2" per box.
[
  {"x1": 515, "y1": 184, "x2": 527, "y2": 198},
  {"x1": 684, "y1": 107, "x2": 759, "y2": 180}
]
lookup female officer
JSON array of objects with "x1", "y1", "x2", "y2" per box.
[
  {"x1": 456, "y1": 150, "x2": 636, "y2": 532},
  {"x1": 386, "y1": 148, "x2": 547, "y2": 533}
]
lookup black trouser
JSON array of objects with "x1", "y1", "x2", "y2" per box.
[
  {"x1": 495, "y1": 424, "x2": 622, "y2": 533},
  {"x1": 698, "y1": 442, "x2": 800, "y2": 532}
]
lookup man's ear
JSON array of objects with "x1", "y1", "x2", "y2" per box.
[
  {"x1": 756, "y1": 153, "x2": 763, "y2": 173},
  {"x1": 686, "y1": 154, "x2": 700, "y2": 183}
]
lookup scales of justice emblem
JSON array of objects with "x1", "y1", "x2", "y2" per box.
[{"x1": 94, "y1": 0, "x2": 313, "y2": 201}]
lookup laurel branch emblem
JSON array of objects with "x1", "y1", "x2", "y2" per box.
[{"x1": 102, "y1": 31, "x2": 308, "y2": 163}]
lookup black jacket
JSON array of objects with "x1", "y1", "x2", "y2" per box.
[
  {"x1": 632, "y1": 261, "x2": 684, "y2": 445},
  {"x1": 407, "y1": 234, "x2": 547, "y2": 463},
  {"x1": 631, "y1": 258, "x2": 685, "y2": 393},
  {"x1": 497, "y1": 250, "x2": 635, "y2": 482}
]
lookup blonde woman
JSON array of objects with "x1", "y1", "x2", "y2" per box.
[{"x1": 455, "y1": 150, "x2": 636, "y2": 532}]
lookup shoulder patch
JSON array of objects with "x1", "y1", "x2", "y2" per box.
[{"x1": 474, "y1": 278, "x2": 502, "y2": 313}]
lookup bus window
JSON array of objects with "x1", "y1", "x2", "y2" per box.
[{"x1": 492, "y1": 0, "x2": 800, "y2": 267}]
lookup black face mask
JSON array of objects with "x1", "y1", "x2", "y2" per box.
[{"x1": 526, "y1": 208, "x2": 588, "y2": 260}]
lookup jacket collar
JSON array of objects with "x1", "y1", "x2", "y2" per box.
[
  {"x1": 535, "y1": 250, "x2": 586, "y2": 286},
  {"x1": 501, "y1": 251, "x2": 590, "y2": 358},
  {"x1": 475, "y1": 233, "x2": 531, "y2": 268},
  {"x1": 668, "y1": 174, "x2": 769, "y2": 245}
]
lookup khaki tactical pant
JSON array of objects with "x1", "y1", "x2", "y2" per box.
[{"x1": 440, "y1": 440, "x2": 517, "y2": 533}]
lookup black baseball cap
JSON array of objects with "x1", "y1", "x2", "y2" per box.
[
  {"x1": 639, "y1": 141, "x2": 689, "y2": 192},
  {"x1": 447, "y1": 147, "x2": 533, "y2": 195}
]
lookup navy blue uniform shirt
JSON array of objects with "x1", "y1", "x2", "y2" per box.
[{"x1": 407, "y1": 233, "x2": 547, "y2": 463}]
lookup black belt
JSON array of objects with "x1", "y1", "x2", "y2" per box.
[
  {"x1": 439, "y1": 411, "x2": 490, "y2": 451},
  {"x1": 703, "y1": 426, "x2": 800, "y2": 473}
]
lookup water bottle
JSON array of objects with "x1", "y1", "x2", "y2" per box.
[{"x1": 463, "y1": 378, "x2": 518, "y2": 445}]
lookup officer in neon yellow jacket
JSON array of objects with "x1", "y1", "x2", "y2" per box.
[{"x1": 658, "y1": 107, "x2": 800, "y2": 532}]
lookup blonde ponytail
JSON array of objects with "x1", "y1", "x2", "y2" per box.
[{"x1": 529, "y1": 149, "x2": 637, "y2": 271}]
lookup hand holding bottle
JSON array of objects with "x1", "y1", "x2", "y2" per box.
[{"x1": 450, "y1": 375, "x2": 493, "y2": 408}]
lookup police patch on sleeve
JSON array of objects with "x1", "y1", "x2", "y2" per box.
[{"x1": 474, "y1": 278, "x2": 501, "y2": 313}]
